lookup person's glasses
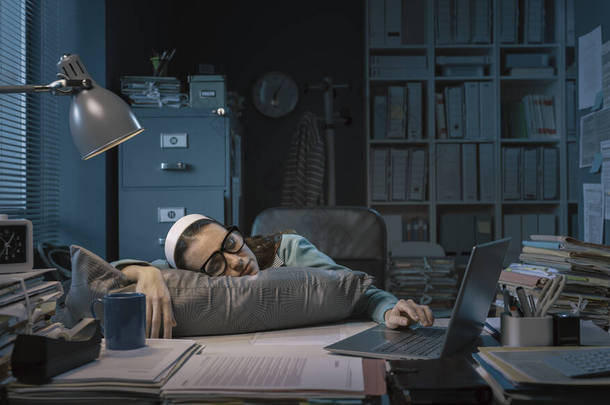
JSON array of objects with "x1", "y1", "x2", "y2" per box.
[{"x1": 200, "y1": 226, "x2": 245, "y2": 277}]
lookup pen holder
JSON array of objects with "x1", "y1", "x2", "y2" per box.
[{"x1": 501, "y1": 314, "x2": 553, "y2": 347}]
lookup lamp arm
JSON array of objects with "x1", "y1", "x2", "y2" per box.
[{"x1": 0, "y1": 79, "x2": 91, "y2": 95}]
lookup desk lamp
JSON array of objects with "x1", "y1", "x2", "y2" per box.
[{"x1": 0, "y1": 54, "x2": 144, "y2": 159}]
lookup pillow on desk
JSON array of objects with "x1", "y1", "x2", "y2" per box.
[{"x1": 63, "y1": 245, "x2": 374, "y2": 336}]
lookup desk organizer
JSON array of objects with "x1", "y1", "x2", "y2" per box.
[{"x1": 501, "y1": 314, "x2": 553, "y2": 347}]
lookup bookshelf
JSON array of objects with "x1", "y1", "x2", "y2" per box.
[{"x1": 364, "y1": 0, "x2": 577, "y2": 264}]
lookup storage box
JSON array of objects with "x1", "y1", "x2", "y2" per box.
[{"x1": 188, "y1": 75, "x2": 225, "y2": 110}]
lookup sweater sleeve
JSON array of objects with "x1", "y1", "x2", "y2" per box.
[
  {"x1": 278, "y1": 234, "x2": 398, "y2": 324},
  {"x1": 110, "y1": 258, "x2": 171, "y2": 270}
]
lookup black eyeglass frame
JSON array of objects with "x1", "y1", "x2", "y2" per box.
[{"x1": 199, "y1": 226, "x2": 245, "y2": 276}]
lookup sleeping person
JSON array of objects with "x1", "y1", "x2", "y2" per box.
[{"x1": 112, "y1": 214, "x2": 434, "y2": 338}]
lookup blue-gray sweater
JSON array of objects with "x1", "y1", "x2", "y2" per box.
[{"x1": 112, "y1": 234, "x2": 398, "y2": 324}]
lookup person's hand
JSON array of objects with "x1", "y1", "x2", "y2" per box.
[
  {"x1": 121, "y1": 265, "x2": 177, "y2": 338},
  {"x1": 384, "y1": 299, "x2": 434, "y2": 329}
]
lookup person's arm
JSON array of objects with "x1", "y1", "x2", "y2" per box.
[
  {"x1": 278, "y1": 234, "x2": 433, "y2": 327},
  {"x1": 114, "y1": 260, "x2": 176, "y2": 338}
]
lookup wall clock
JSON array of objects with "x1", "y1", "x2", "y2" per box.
[
  {"x1": 0, "y1": 214, "x2": 33, "y2": 273},
  {"x1": 251, "y1": 71, "x2": 299, "y2": 118}
]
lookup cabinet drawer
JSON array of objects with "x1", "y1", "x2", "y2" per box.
[
  {"x1": 120, "y1": 116, "x2": 226, "y2": 188},
  {"x1": 118, "y1": 188, "x2": 225, "y2": 262}
]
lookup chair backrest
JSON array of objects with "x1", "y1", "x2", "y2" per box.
[{"x1": 251, "y1": 206, "x2": 388, "y2": 287}]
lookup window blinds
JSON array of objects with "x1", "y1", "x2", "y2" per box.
[{"x1": 0, "y1": 0, "x2": 60, "y2": 246}]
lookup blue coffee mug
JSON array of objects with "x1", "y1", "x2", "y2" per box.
[{"x1": 91, "y1": 292, "x2": 146, "y2": 350}]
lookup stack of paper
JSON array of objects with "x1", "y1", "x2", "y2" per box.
[
  {"x1": 499, "y1": 235, "x2": 610, "y2": 327},
  {"x1": 388, "y1": 257, "x2": 458, "y2": 313},
  {"x1": 120, "y1": 76, "x2": 187, "y2": 108},
  {"x1": 7, "y1": 339, "x2": 198, "y2": 404},
  {"x1": 0, "y1": 269, "x2": 63, "y2": 377},
  {"x1": 161, "y1": 352, "x2": 365, "y2": 402}
]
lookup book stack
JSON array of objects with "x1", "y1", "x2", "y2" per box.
[
  {"x1": 388, "y1": 257, "x2": 459, "y2": 314},
  {"x1": 436, "y1": 55, "x2": 492, "y2": 77},
  {"x1": 370, "y1": 147, "x2": 427, "y2": 202},
  {"x1": 372, "y1": 83, "x2": 424, "y2": 140},
  {"x1": 120, "y1": 76, "x2": 187, "y2": 108},
  {"x1": 403, "y1": 217, "x2": 430, "y2": 242},
  {"x1": 0, "y1": 269, "x2": 63, "y2": 380},
  {"x1": 436, "y1": 82, "x2": 494, "y2": 140},
  {"x1": 500, "y1": 235, "x2": 610, "y2": 328},
  {"x1": 503, "y1": 94, "x2": 557, "y2": 138},
  {"x1": 505, "y1": 52, "x2": 554, "y2": 77},
  {"x1": 369, "y1": 56, "x2": 427, "y2": 78},
  {"x1": 435, "y1": 0, "x2": 491, "y2": 45}
]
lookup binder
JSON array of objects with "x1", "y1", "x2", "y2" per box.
[
  {"x1": 385, "y1": 0, "x2": 402, "y2": 45},
  {"x1": 446, "y1": 86, "x2": 464, "y2": 139},
  {"x1": 461, "y1": 144, "x2": 478, "y2": 201},
  {"x1": 463, "y1": 82, "x2": 480, "y2": 139},
  {"x1": 537, "y1": 214, "x2": 556, "y2": 235},
  {"x1": 437, "y1": 144, "x2": 461, "y2": 201},
  {"x1": 566, "y1": 81, "x2": 576, "y2": 132},
  {"x1": 566, "y1": 0, "x2": 575, "y2": 46},
  {"x1": 472, "y1": 0, "x2": 491, "y2": 43},
  {"x1": 541, "y1": 96, "x2": 556, "y2": 135},
  {"x1": 436, "y1": 0, "x2": 453, "y2": 44},
  {"x1": 391, "y1": 148, "x2": 409, "y2": 201},
  {"x1": 542, "y1": 147, "x2": 558, "y2": 200},
  {"x1": 387, "y1": 86, "x2": 406, "y2": 138},
  {"x1": 567, "y1": 142, "x2": 577, "y2": 200},
  {"x1": 409, "y1": 148, "x2": 426, "y2": 200},
  {"x1": 479, "y1": 82, "x2": 493, "y2": 140},
  {"x1": 371, "y1": 148, "x2": 390, "y2": 201},
  {"x1": 454, "y1": 0, "x2": 471, "y2": 43},
  {"x1": 522, "y1": 147, "x2": 539, "y2": 200},
  {"x1": 503, "y1": 214, "x2": 522, "y2": 262},
  {"x1": 522, "y1": 214, "x2": 538, "y2": 241},
  {"x1": 402, "y1": 0, "x2": 425, "y2": 44},
  {"x1": 373, "y1": 93, "x2": 387, "y2": 139},
  {"x1": 435, "y1": 92, "x2": 448, "y2": 139},
  {"x1": 407, "y1": 82, "x2": 423, "y2": 139},
  {"x1": 503, "y1": 147, "x2": 521, "y2": 200},
  {"x1": 526, "y1": 0, "x2": 545, "y2": 43},
  {"x1": 368, "y1": 0, "x2": 385, "y2": 46},
  {"x1": 500, "y1": 0, "x2": 518, "y2": 43},
  {"x1": 478, "y1": 143, "x2": 494, "y2": 201}
]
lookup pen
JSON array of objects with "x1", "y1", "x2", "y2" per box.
[
  {"x1": 502, "y1": 285, "x2": 512, "y2": 316},
  {"x1": 516, "y1": 287, "x2": 533, "y2": 317},
  {"x1": 527, "y1": 294, "x2": 537, "y2": 315}
]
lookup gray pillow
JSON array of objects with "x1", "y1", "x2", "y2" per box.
[{"x1": 64, "y1": 245, "x2": 374, "y2": 336}]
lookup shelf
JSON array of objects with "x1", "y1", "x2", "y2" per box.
[
  {"x1": 502, "y1": 200, "x2": 561, "y2": 205},
  {"x1": 435, "y1": 44, "x2": 493, "y2": 49},
  {"x1": 436, "y1": 139, "x2": 495, "y2": 143},
  {"x1": 371, "y1": 201, "x2": 430, "y2": 206},
  {"x1": 370, "y1": 44, "x2": 428, "y2": 51},
  {"x1": 370, "y1": 139, "x2": 429, "y2": 145},
  {"x1": 436, "y1": 201, "x2": 495, "y2": 205},
  {"x1": 501, "y1": 138, "x2": 560, "y2": 144},
  {"x1": 435, "y1": 76, "x2": 493, "y2": 82},
  {"x1": 500, "y1": 75, "x2": 558, "y2": 81},
  {"x1": 369, "y1": 77, "x2": 430, "y2": 82},
  {"x1": 499, "y1": 43, "x2": 559, "y2": 48}
]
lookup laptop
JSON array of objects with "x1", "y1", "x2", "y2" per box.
[{"x1": 324, "y1": 238, "x2": 510, "y2": 360}]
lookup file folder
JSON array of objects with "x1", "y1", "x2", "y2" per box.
[
  {"x1": 479, "y1": 143, "x2": 494, "y2": 201},
  {"x1": 371, "y1": 148, "x2": 390, "y2": 201},
  {"x1": 407, "y1": 82, "x2": 423, "y2": 139},
  {"x1": 391, "y1": 148, "x2": 409, "y2": 201},
  {"x1": 368, "y1": 0, "x2": 385, "y2": 46},
  {"x1": 542, "y1": 147, "x2": 558, "y2": 200},
  {"x1": 522, "y1": 147, "x2": 539, "y2": 200},
  {"x1": 503, "y1": 147, "x2": 521, "y2": 200},
  {"x1": 461, "y1": 144, "x2": 478, "y2": 201},
  {"x1": 437, "y1": 144, "x2": 461, "y2": 200},
  {"x1": 409, "y1": 148, "x2": 426, "y2": 200},
  {"x1": 385, "y1": 0, "x2": 402, "y2": 45},
  {"x1": 464, "y1": 82, "x2": 480, "y2": 139}
]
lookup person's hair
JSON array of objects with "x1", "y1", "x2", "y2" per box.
[{"x1": 173, "y1": 218, "x2": 285, "y2": 272}]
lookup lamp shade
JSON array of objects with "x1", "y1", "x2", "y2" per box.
[{"x1": 58, "y1": 54, "x2": 144, "y2": 160}]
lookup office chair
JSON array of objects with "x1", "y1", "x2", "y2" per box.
[{"x1": 251, "y1": 206, "x2": 388, "y2": 288}]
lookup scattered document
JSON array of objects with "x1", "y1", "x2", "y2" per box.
[
  {"x1": 162, "y1": 353, "x2": 364, "y2": 398},
  {"x1": 580, "y1": 108, "x2": 610, "y2": 167},
  {"x1": 252, "y1": 325, "x2": 348, "y2": 346},
  {"x1": 579, "y1": 26, "x2": 602, "y2": 109},
  {"x1": 583, "y1": 183, "x2": 604, "y2": 244},
  {"x1": 602, "y1": 140, "x2": 610, "y2": 219},
  {"x1": 603, "y1": 41, "x2": 610, "y2": 108}
]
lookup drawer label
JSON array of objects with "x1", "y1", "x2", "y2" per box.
[
  {"x1": 158, "y1": 207, "x2": 186, "y2": 223},
  {"x1": 161, "y1": 133, "x2": 188, "y2": 148}
]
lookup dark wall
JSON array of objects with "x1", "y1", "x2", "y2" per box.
[{"x1": 106, "y1": 0, "x2": 366, "y2": 242}]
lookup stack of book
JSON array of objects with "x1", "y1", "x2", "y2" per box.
[
  {"x1": 436, "y1": 55, "x2": 492, "y2": 77},
  {"x1": 436, "y1": 82, "x2": 494, "y2": 140},
  {"x1": 369, "y1": 56, "x2": 427, "y2": 78},
  {"x1": 505, "y1": 52, "x2": 555, "y2": 77},
  {"x1": 0, "y1": 269, "x2": 63, "y2": 380},
  {"x1": 503, "y1": 94, "x2": 557, "y2": 138},
  {"x1": 120, "y1": 76, "x2": 187, "y2": 108},
  {"x1": 499, "y1": 235, "x2": 610, "y2": 327},
  {"x1": 388, "y1": 257, "x2": 459, "y2": 314}
]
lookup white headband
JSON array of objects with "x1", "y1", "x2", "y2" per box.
[{"x1": 164, "y1": 214, "x2": 210, "y2": 268}]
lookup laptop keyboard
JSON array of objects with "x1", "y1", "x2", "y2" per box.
[{"x1": 373, "y1": 328, "x2": 446, "y2": 357}]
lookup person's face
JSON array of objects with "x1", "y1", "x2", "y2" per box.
[{"x1": 182, "y1": 223, "x2": 260, "y2": 277}]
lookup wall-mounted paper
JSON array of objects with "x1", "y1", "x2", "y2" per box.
[
  {"x1": 580, "y1": 108, "x2": 610, "y2": 167},
  {"x1": 602, "y1": 140, "x2": 610, "y2": 220},
  {"x1": 579, "y1": 26, "x2": 602, "y2": 109},
  {"x1": 583, "y1": 183, "x2": 604, "y2": 244}
]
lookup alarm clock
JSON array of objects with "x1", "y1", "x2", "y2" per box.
[
  {"x1": 0, "y1": 214, "x2": 33, "y2": 273},
  {"x1": 251, "y1": 71, "x2": 299, "y2": 118}
]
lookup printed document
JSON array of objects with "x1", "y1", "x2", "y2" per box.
[
  {"x1": 603, "y1": 41, "x2": 610, "y2": 108},
  {"x1": 601, "y1": 140, "x2": 610, "y2": 219},
  {"x1": 583, "y1": 183, "x2": 604, "y2": 244},
  {"x1": 579, "y1": 26, "x2": 602, "y2": 109},
  {"x1": 580, "y1": 108, "x2": 610, "y2": 167}
]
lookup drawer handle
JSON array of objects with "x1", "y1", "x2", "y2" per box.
[
  {"x1": 160, "y1": 162, "x2": 188, "y2": 171},
  {"x1": 158, "y1": 238, "x2": 166, "y2": 246}
]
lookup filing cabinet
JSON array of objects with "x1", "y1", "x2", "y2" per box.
[{"x1": 119, "y1": 107, "x2": 240, "y2": 261}]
